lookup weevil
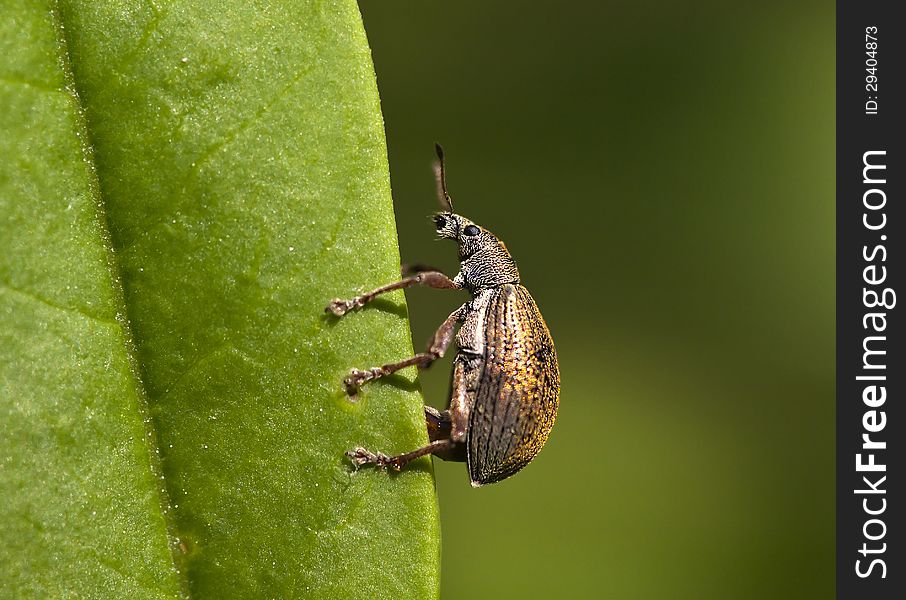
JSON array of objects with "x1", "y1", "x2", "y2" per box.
[{"x1": 326, "y1": 144, "x2": 559, "y2": 486}]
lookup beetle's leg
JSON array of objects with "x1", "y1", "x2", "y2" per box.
[
  {"x1": 347, "y1": 406, "x2": 467, "y2": 470},
  {"x1": 400, "y1": 263, "x2": 443, "y2": 277},
  {"x1": 447, "y1": 355, "x2": 477, "y2": 443},
  {"x1": 347, "y1": 439, "x2": 459, "y2": 471},
  {"x1": 325, "y1": 270, "x2": 458, "y2": 317},
  {"x1": 346, "y1": 363, "x2": 471, "y2": 471},
  {"x1": 342, "y1": 305, "x2": 465, "y2": 395},
  {"x1": 425, "y1": 406, "x2": 467, "y2": 461},
  {"x1": 425, "y1": 405, "x2": 451, "y2": 441}
]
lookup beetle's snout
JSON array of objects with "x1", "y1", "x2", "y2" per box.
[{"x1": 433, "y1": 212, "x2": 458, "y2": 239}]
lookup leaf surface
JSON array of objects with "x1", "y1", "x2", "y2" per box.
[{"x1": 0, "y1": 1, "x2": 439, "y2": 597}]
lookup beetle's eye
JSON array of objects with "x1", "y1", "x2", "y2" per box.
[
  {"x1": 434, "y1": 215, "x2": 447, "y2": 229},
  {"x1": 463, "y1": 225, "x2": 480, "y2": 237}
]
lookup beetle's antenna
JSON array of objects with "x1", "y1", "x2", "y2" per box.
[{"x1": 434, "y1": 142, "x2": 454, "y2": 212}]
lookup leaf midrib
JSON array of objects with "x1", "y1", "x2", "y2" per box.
[{"x1": 50, "y1": 3, "x2": 189, "y2": 597}]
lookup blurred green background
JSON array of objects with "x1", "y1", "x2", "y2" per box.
[{"x1": 359, "y1": 1, "x2": 834, "y2": 598}]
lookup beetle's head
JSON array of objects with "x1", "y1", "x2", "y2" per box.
[
  {"x1": 433, "y1": 212, "x2": 519, "y2": 287},
  {"x1": 432, "y1": 212, "x2": 490, "y2": 257}
]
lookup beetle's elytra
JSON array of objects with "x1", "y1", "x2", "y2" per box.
[{"x1": 326, "y1": 145, "x2": 559, "y2": 486}]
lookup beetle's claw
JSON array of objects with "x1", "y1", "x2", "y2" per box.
[
  {"x1": 344, "y1": 368, "x2": 378, "y2": 396},
  {"x1": 343, "y1": 371, "x2": 364, "y2": 396},
  {"x1": 346, "y1": 447, "x2": 395, "y2": 470},
  {"x1": 325, "y1": 298, "x2": 353, "y2": 317},
  {"x1": 345, "y1": 447, "x2": 374, "y2": 467}
]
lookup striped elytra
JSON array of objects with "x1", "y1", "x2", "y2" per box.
[{"x1": 466, "y1": 284, "x2": 559, "y2": 485}]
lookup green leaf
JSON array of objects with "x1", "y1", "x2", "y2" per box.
[{"x1": 0, "y1": 1, "x2": 440, "y2": 598}]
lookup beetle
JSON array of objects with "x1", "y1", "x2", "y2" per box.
[{"x1": 326, "y1": 144, "x2": 559, "y2": 486}]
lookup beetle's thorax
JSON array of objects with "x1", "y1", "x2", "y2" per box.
[
  {"x1": 457, "y1": 240, "x2": 519, "y2": 292},
  {"x1": 434, "y1": 212, "x2": 520, "y2": 292}
]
